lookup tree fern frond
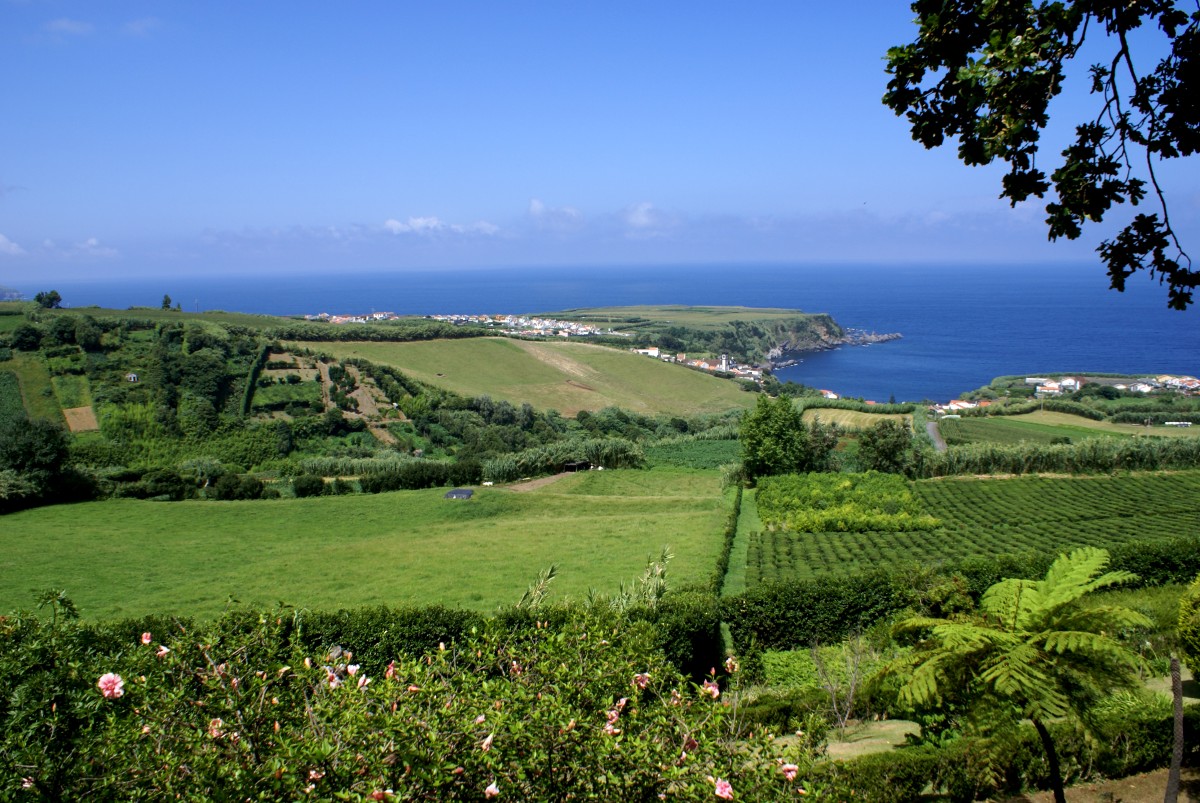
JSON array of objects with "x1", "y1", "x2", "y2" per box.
[{"x1": 981, "y1": 578, "x2": 1039, "y2": 628}]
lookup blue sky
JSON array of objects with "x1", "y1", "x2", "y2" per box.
[{"x1": 1, "y1": 1, "x2": 1197, "y2": 283}]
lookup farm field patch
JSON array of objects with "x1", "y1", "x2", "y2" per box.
[
  {"x1": 1, "y1": 468, "x2": 729, "y2": 621},
  {"x1": 800, "y1": 408, "x2": 911, "y2": 431},
  {"x1": 299, "y1": 337, "x2": 755, "y2": 416},
  {"x1": 940, "y1": 410, "x2": 1200, "y2": 445},
  {"x1": 746, "y1": 470, "x2": 1200, "y2": 583}
]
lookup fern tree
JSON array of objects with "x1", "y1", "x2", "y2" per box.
[{"x1": 879, "y1": 548, "x2": 1150, "y2": 803}]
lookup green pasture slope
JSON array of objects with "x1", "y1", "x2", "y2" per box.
[
  {"x1": 940, "y1": 410, "x2": 1200, "y2": 445},
  {"x1": 302, "y1": 337, "x2": 756, "y2": 417},
  {"x1": 0, "y1": 468, "x2": 731, "y2": 621},
  {"x1": 747, "y1": 470, "x2": 1200, "y2": 583}
]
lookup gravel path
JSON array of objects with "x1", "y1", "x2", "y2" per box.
[{"x1": 926, "y1": 420, "x2": 947, "y2": 452}]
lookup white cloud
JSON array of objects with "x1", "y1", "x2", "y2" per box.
[
  {"x1": 122, "y1": 17, "x2": 161, "y2": 37},
  {"x1": 528, "y1": 198, "x2": 584, "y2": 232},
  {"x1": 45, "y1": 18, "x2": 93, "y2": 36},
  {"x1": 384, "y1": 216, "x2": 499, "y2": 236},
  {"x1": 620, "y1": 202, "x2": 676, "y2": 238},
  {"x1": 0, "y1": 234, "x2": 25, "y2": 256}
]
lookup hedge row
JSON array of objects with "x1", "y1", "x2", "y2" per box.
[
  {"x1": 910, "y1": 436, "x2": 1200, "y2": 477},
  {"x1": 723, "y1": 532, "x2": 1200, "y2": 655},
  {"x1": 710, "y1": 485, "x2": 742, "y2": 594},
  {"x1": 811, "y1": 706, "x2": 1200, "y2": 802}
]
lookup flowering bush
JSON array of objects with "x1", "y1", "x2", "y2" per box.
[{"x1": 1, "y1": 597, "x2": 816, "y2": 800}]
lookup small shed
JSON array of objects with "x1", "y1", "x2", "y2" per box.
[
  {"x1": 563, "y1": 460, "x2": 591, "y2": 473},
  {"x1": 126, "y1": 372, "x2": 139, "y2": 383},
  {"x1": 444, "y1": 488, "x2": 474, "y2": 500}
]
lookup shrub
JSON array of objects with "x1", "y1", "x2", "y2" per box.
[
  {"x1": 1181, "y1": 574, "x2": 1200, "y2": 675},
  {"x1": 291, "y1": 473, "x2": 326, "y2": 498}
]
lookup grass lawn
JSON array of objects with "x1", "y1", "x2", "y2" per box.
[
  {"x1": 1, "y1": 468, "x2": 730, "y2": 621},
  {"x1": 298, "y1": 337, "x2": 756, "y2": 417},
  {"x1": 940, "y1": 410, "x2": 1200, "y2": 445}
]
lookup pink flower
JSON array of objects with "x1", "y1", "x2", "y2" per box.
[
  {"x1": 702, "y1": 680, "x2": 720, "y2": 699},
  {"x1": 357, "y1": 674, "x2": 370, "y2": 690},
  {"x1": 714, "y1": 778, "x2": 734, "y2": 799},
  {"x1": 21, "y1": 778, "x2": 33, "y2": 789},
  {"x1": 481, "y1": 733, "x2": 494, "y2": 752},
  {"x1": 326, "y1": 671, "x2": 341, "y2": 689},
  {"x1": 97, "y1": 673, "x2": 124, "y2": 699},
  {"x1": 633, "y1": 672, "x2": 650, "y2": 689},
  {"x1": 475, "y1": 714, "x2": 486, "y2": 724},
  {"x1": 346, "y1": 664, "x2": 359, "y2": 677},
  {"x1": 725, "y1": 655, "x2": 739, "y2": 674},
  {"x1": 781, "y1": 763, "x2": 799, "y2": 782},
  {"x1": 510, "y1": 660, "x2": 522, "y2": 676},
  {"x1": 156, "y1": 645, "x2": 170, "y2": 658},
  {"x1": 670, "y1": 688, "x2": 683, "y2": 706},
  {"x1": 385, "y1": 661, "x2": 396, "y2": 680},
  {"x1": 208, "y1": 718, "x2": 224, "y2": 738},
  {"x1": 141, "y1": 632, "x2": 152, "y2": 645},
  {"x1": 484, "y1": 781, "x2": 500, "y2": 798}
]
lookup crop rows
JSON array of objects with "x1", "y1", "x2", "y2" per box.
[{"x1": 746, "y1": 471, "x2": 1200, "y2": 583}]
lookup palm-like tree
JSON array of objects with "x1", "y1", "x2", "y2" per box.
[{"x1": 881, "y1": 547, "x2": 1151, "y2": 803}]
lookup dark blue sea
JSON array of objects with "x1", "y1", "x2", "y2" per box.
[{"x1": 21, "y1": 263, "x2": 1199, "y2": 403}]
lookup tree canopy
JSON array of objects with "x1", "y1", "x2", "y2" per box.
[
  {"x1": 880, "y1": 547, "x2": 1150, "y2": 803},
  {"x1": 885, "y1": 0, "x2": 1199, "y2": 308}
]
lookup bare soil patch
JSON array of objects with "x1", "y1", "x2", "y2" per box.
[
  {"x1": 62, "y1": 406, "x2": 99, "y2": 432},
  {"x1": 506, "y1": 473, "x2": 570, "y2": 493},
  {"x1": 565, "y1": 379, "x2": 597, "y2": 392},
  {"x1": 999, "y1": 767, "x2": 1200, "y2": 802}
]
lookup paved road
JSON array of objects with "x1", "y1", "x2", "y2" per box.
[{"x1": 926, "y1": 421, "x2": 948, "y2": 452}]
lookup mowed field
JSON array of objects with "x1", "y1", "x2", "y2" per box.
[
  {"x1": 939, "y1": 410, "x2": 1200, "y2": 445},
  {"x1": 300, "y1": 337, "x2": 756, "y2": 416},
  {"x1": 0, "y1": 468, "x2": 731, "y2": 620}
]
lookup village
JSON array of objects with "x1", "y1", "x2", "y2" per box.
[{"x1": 929, "y1": 373, "x2": 1200, "y2": 418}]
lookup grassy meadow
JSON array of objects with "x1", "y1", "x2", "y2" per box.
[
  {"x1": 4, "y1": 352, "x2": 62, "y2": 422},
  {"x1": 801, "y1": 407, "x2": 911, "y2": 431},
  {"x1": 543, "y1": 305, "x2": 814, "y2": 329},
  {"x1": 300, "y1": 337, "x2": 756, "y2": 416},
  {"x1": 0, "y1": 468, "x2": 731, "y2": 620}
]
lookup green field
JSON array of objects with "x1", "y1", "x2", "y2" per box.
[
  {"x1": 746, "y1": 470, "x2": 1200, "y2": 582},
  {"x1": 801, "y1": 407, "x2": 911, "y2": 431},
  {"x1": 940, "y1": 410, "x2": 1200, "y2": 445},
  {"x1": 300, "y1": 337, "x2": 756, "y2": 416},
  {"x1": 544, "y1": 305, "x2": 818, "y2": 328},
  {"x1": 4, "y1": 353, "x2": 62, "y2": 422},
  {"x1": 0, "y1": 468, "x2": 730, "y2": 620},
  {"x1": 0, "y1": 370, "x2": 24, "y2": 421}
]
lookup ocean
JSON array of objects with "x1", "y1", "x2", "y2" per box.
[{"x1": 20, "y1": 262, "x2": 1199, "y2": 403}]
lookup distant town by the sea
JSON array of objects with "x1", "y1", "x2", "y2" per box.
[{"x1": 18, "y1": 262, "x2": 1198, "y2": 402}]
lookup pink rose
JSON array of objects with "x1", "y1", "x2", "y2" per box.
[
  {"x1": 702, "y1": 680, "x2": 720, "y2": 699},
  {"x1": 781, "y1": 763, "x2": 799, "y2": 782},
  {"x1": 97, "y1": 673, "x2": 124, "y2": 699},
  {"x1": 714, "y1": 778, "x2": 734, "y2": 799},
  {"x1": 484, "y1": 781, "x2": 500, "y2": 798}
]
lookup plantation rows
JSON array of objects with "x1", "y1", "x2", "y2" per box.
[{"x1": 747, "y1": 471, "x2": 1200, "y2": 582}]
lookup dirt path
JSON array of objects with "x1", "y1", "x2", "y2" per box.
[
  {"x1": 507, "y1": 473, "x2": 570, "y2": 492},
  {"x1": 926, "y1": 420, "x2": 948, "y2": 451},
  {"x1": 1000, "y1": 767, "x2": 1200, "y2": 802}
]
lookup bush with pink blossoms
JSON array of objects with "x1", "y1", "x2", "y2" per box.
[{"x1": 1, "y1": 595, "x2": 818, "y2": 801}]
